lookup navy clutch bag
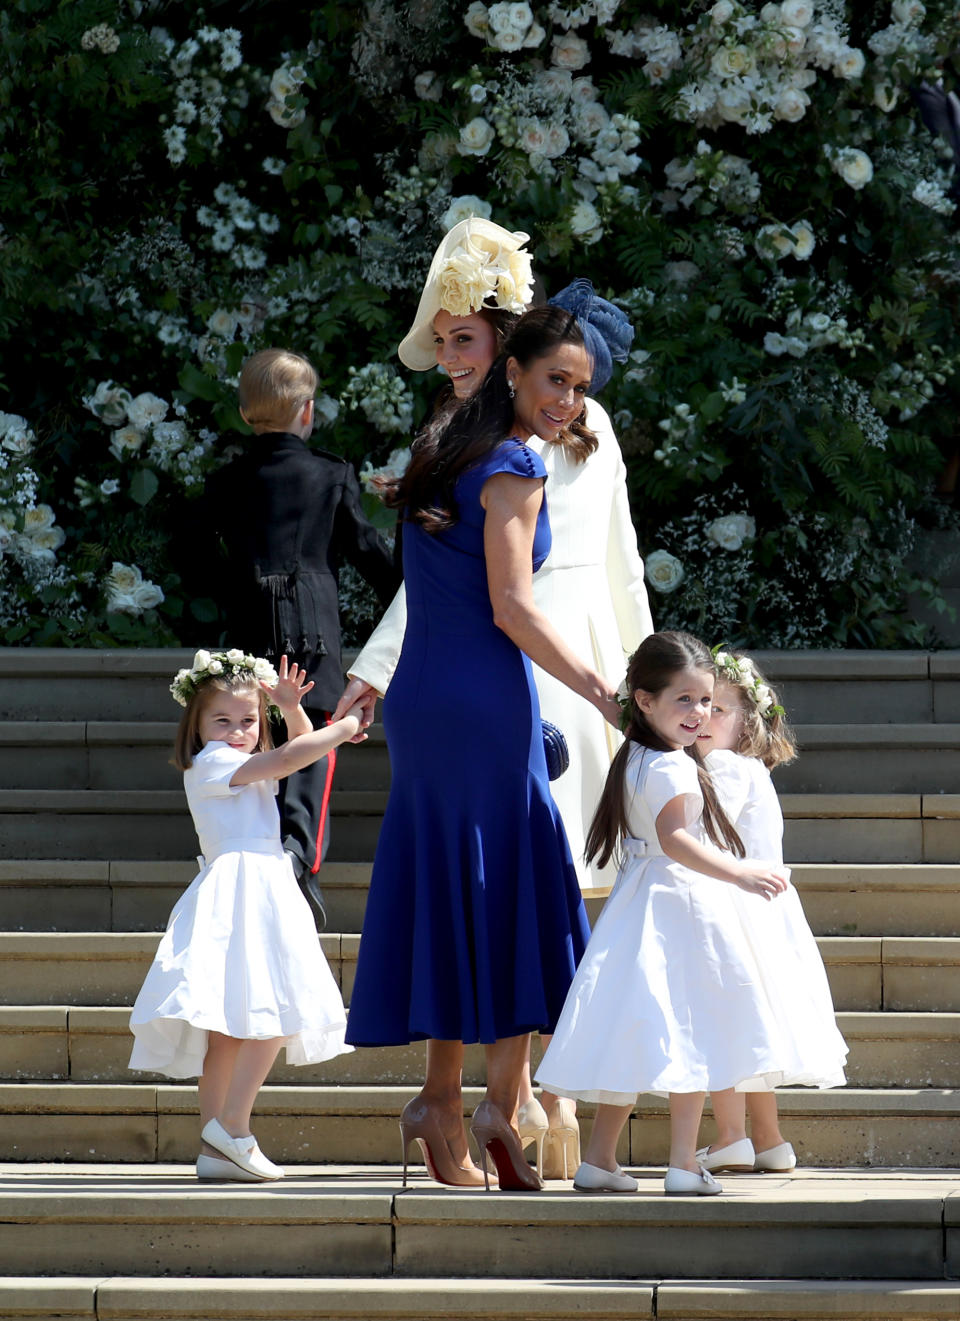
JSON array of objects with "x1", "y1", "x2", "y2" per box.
[{"x1": 541, "y1": 719, "x2": 569, "y2": 781}]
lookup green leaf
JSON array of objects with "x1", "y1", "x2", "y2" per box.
[{"x1": 129, "y1": 468, "x2": 159, "y2": 506}]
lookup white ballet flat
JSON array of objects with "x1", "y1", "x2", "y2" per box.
[
  {"x1": 664, "y1": 1164, "x2": 722, "y2": 1196},
  {"x1": 196, "y1": 1153, "x2": 266, "y2": 1183},
  {"x1": 201, "y1": 1118, "x2": 284, "y2": 1181},
  {"x1": 754, "y1": 1141, "x2": 797, "y2": 1173},
  {"x1": 572, "y1": 1161, "x2": 638, "y2": 1193},
  {"x1": 694, "y1": 1137, "x2": 755, "y2": 1173}
]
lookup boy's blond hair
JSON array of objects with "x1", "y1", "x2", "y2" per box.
[{"x1": 238, "y1": 348, "x2": 318, "y2": 432}]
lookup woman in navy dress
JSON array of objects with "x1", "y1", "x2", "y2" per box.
[{"x1": 345, "y1": 307, "x2": 622, "y2": 1190}]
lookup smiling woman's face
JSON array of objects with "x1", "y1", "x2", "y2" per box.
[{"x1": 432, "y1": 309, "x2": 499, "y2": 398}]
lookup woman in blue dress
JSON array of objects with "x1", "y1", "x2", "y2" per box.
[{"x1": 345, "y1": 306, "x2": 623, "y2": 1190}]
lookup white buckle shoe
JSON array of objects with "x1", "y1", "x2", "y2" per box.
[
  {"x1": 664, "y1": 1163, "x2": 722, "y2": 1195},
  {"x1": 694, "y1": 1137, "x2": 755, "y2": 1172},
  {"x1": 201, "y1": 1118, "x2": 284, "y2": 1181},
  {"x1": 754, "y1": 1141, "x2": 797, "y2": 1172},
  {"x1": 196, "y1": 1153, "x2": 267, "y2": 1183},
  {"x1": 572, "y1": 1161, "x2": 638, "y2": 1193}
]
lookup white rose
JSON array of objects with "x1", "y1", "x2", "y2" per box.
[
  {"x1": 706, "y1": 513, "x2": 756, "y2": 551},
  {"x1": 267, "y1": 97, "x2": 305, "y2": 128},
  {"x1": 552, "y1": 32, "x2": 590, "y2": 70},
  {"x1": 543, "y1": 122, "x2": 570, "y2": 158},
  {"x1": 492, "y1": 26, "x2": 524, "y2": 51},
  {"x1": 645, "y1": 549, "x2": 684, "y2": 594},
  {"x1": 207, "y1": 308, "x2": 238, "y2": 338},
  {"x1": 269, "y1": 66, "x2": 300, "y2": 100},
  {"x1": 84, "y1": 381, "x2": 132, "y2": 426},
  {"x1": 756, "y1": 224, "x2": 793, "y2": 260},
  {"x1": 780, "y1": 0, "x2": 814, "y2": 24},
  {"x1": 225, "y1": 648, "x2": 246, "y2": 662},
  {"x1": 774, "y1": 87, "x2": 809, "y2": 122},
  {"x1": 463, "y1": 1, "x2": 490, "y2": 38},
  {"x1": 892, "y1": 0, "x2": 925, "y2": 23},
  {"x1": 874, "y1": 83, "x2": 899, "y2": 112},
  {"x1": 790, "y1": 221, "x2": 815, "y2": 259},
  {"x1": 833, "y1": 147, "x2": 873, "y2": 190},
  {"x1": 23, "y1": 504, "x2": 55, "y2": 532},
  {"x1": 132, "y1": 581, "x2": 164, "y2": 611},
  {"x1": 710, "y1": 45, "x2": 755, "y2": 79},
  {"x1": 710, "y1": 1, "x2": 735, "y2": 23},
  {"x1": 109, "y1": 562, "x2": 143, "y2": 594},
  {"x1": 833, "y1": 46, "x2": 865, "y2": 79},
  {"x1": 536, "y1": 68, "x2": 573, "y2": 98},
  {"x1": 522, "y1": 21, "x2": 545, "y2": 48},
  {"x1": 458, "y1": 116, "x2": 495, "y2": 157},
  {"x1": 192, "y1": 648, "x2": 212, "y2": 671},
  {"x1": 575, "y1": 101, "x2": 610, "y2": 137},
  {"x1": 126, "y1": 392, "x2": 168, "y2": 430},
  {"x1": 570, "y1": 76, "x2": 598, "y2": 103},
  {"x1": 518, "y1": 117, "x2": 548, "y2": 155},
  {"x1": 29, "y1": 525, "x2": 66, "y2": 552},
  {"x1": 109, "y1": 426, "x2": 145, "y2": 461},
  {"x1": 414, "y1": 70, "x2": 442, "y2": 101},
  {"x1": 441, "y1": 195, "x2": 492, "y2": 231},
  {"x1": 569, "y1": 198, "x2": 602, "y2": 243}
]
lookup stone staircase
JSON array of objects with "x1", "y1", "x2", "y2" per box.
[{"x1": 1, "y1": 648, "x2": 960, "y2": 1319}]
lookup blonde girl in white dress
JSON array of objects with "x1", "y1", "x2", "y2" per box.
[
  {"x1": 536, "y1": 631, "x2": 791, "y2": 1196},
  {"x1": 693, "y1": 649, "x2": 847, "y2": 1176},
  {"x1": 129, "y1": 650, "x2": 364, "y2": 1182}
]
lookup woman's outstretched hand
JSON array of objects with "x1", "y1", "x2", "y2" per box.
[
  {"x1": 264, "y1": 655, "x2": 315, "y2": 717},
  {"x1": 332, "y1": 677, "x2": 379, "y2": 728}
]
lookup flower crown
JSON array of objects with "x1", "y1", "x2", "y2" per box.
[
  {"x1": 170, "y1": 648, "x2": 280, "y2": 711},
  {"x1": 437, "y1": 233, "x2": 533, "y2": 318},
  {"x1": 711, "y1": 644, "x2": 784, "y2": 722}
]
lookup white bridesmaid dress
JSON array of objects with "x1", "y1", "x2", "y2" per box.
[{"x1": 128, "y1": 742, "x2": 353, "y2": 1079}]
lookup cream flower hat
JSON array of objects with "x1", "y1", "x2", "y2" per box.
[{"x1": 398, "y1": 217, "x2": 534, "y2": 371}]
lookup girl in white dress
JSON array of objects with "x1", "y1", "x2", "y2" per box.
[
  {"x1": 536, "y1": 631, "x2": 790, "y2": 1196},
  {"x1": 129, "y1": 649, "x2": 364, "y2": 1182},
  {"x1": 694, "y1": 649, "x2": 847, "y2": 1176}
]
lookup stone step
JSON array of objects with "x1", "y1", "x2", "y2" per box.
[
  {"x1": 1, "y1": 789, "x2": 959, "y2": 863},
  {"x1": 3, "y1": 1278, "x2": 960, "y2": 1321},
  {"x1": 0, "y1": 722, "x2": 390, "y2": 792},
  {"x1": 10, "y1": 717, "x2": 960, "y2": 796},
  {"x1": 2, "y1": 932, "x2": 957, "y2": 1013},
  {"x1": 0, "y1": 1084, "x2": 957, "y2": 1168},
  {"x1": 0, "y1": 1163, "x2": 957, "y2": 1281},
  {"x1": 3, "y1": 1007, "x2": 958, "y2": 1089},
  {"x1": 2, "y1": 861, "x2": 960, "y2": 938}
]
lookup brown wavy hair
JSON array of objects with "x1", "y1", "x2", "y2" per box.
[
  {"x1": 585, "y1": 631, "x2": 744, "y2": 870},
  {"x1": 384, "y1": 306, "x2": 598, "y2": 533},
  {"x1": 712, "y1": 651, "x2": 797, "y2": 770},
  {"x1": 173, "y1": 674, "x2": 274, "y2": 772}
]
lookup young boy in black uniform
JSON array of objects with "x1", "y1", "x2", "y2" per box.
[{"x1": 204, "y1": 348, "x2": 400, "y2": 925}]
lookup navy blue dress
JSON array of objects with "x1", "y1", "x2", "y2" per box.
[{"x1": 345, "y1": 440, "x2": 590, "y2": 1047}]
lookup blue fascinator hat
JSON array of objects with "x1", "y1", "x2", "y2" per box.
[{"x1": 547, "y1": 278, "x2": 634, "y2": 393}]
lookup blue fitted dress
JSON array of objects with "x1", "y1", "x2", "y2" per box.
[{"x1": 345, "y1": 440, "x2": 590, "y2": 1047}]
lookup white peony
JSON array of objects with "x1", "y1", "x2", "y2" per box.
[
  {"x1": 552, "y1": 32, "x2": 590, "y2": 70},
  {"x1": 706, "y1": 513, "x2": 756, "y2": 550},
  {"x1": 441, "y1": 195, "x2": 492, "y2": 230},
  {"x1": 458, "y1": 117, "x2": 495, "y2": 157},
  {"x1": 645, "y1": 549, "x2": 684, "y2": 594},
  {"x1": 126, "y1": 392, "x2": 168, "y2": 430}
]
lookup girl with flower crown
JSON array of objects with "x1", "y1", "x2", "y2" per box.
[
  {"x1": 128, "y1": 650, "x2": 365, "y2": 1183},
  {"x1": 334, "y1": 218, "x2": 653, "y2": 1181},
  {"x1": 692, "y1": 648, "x2": 847, "y2": 1178}
]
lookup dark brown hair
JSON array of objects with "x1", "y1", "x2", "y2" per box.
[
  {"x1": 585, "y1": 631, "x2": 744, "y2": 869},
  {"x1": 173, "y1": 674, "x2": 274, "y2": 772},
  {"x1": 385, "y1": 306, "x2": 597, "y2": 533}
]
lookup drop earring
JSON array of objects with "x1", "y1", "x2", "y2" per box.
[{"x1": 508, "y1": 381, "x2": 516, "y2": 399}]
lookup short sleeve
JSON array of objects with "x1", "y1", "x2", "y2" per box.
[
  {"x1": 704, "y1": 749, "x2": 752, "y2": 821},
  {"x1": 643, "y1": 751, "x2": 702, "y2": 825},
  {"x1": 485, "y1": 439, "x2": 547, "y2": 483},
  {"x1": 187, "y1": 743, "x2": 249, "y2": 799}
]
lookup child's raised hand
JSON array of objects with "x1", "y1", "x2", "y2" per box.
[
  {"x1": 264, "y1": 655, "x2": 315, "y2": 716},
  {"x1": 732, "y1": 860, "x2": 788, "y2": 901}
]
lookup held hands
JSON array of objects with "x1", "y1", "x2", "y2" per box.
[
  {"x1": 263, "y1": 655, "x2": 315, "y2": 718},
  {"x1": 732, "y1": 860, "x2": 789, "y2": 901},
  {"x1": 334, "y1": 700, "x2": 369, "y2": 744},
  {"x1": 332, "y1": 676, "x2": 379, "y2": 730}
]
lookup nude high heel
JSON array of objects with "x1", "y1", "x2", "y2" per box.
[
  {"x1": 471, "y1": 1099, "x2": 543, "y2": 1192},
  {"x1": 399, "y1": 1097, "x2": 487, "y2": 1188},
  {"x1": 541, "y1": 1096, "x2": 580, "y2": 1181},
  {"x1": 517, "y1": 1098, "x2": 549, "y2": 1178}
]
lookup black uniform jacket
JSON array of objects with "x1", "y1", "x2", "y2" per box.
[{"x1": 203, "y1": 431, "x2": 401, "y2": 711}]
